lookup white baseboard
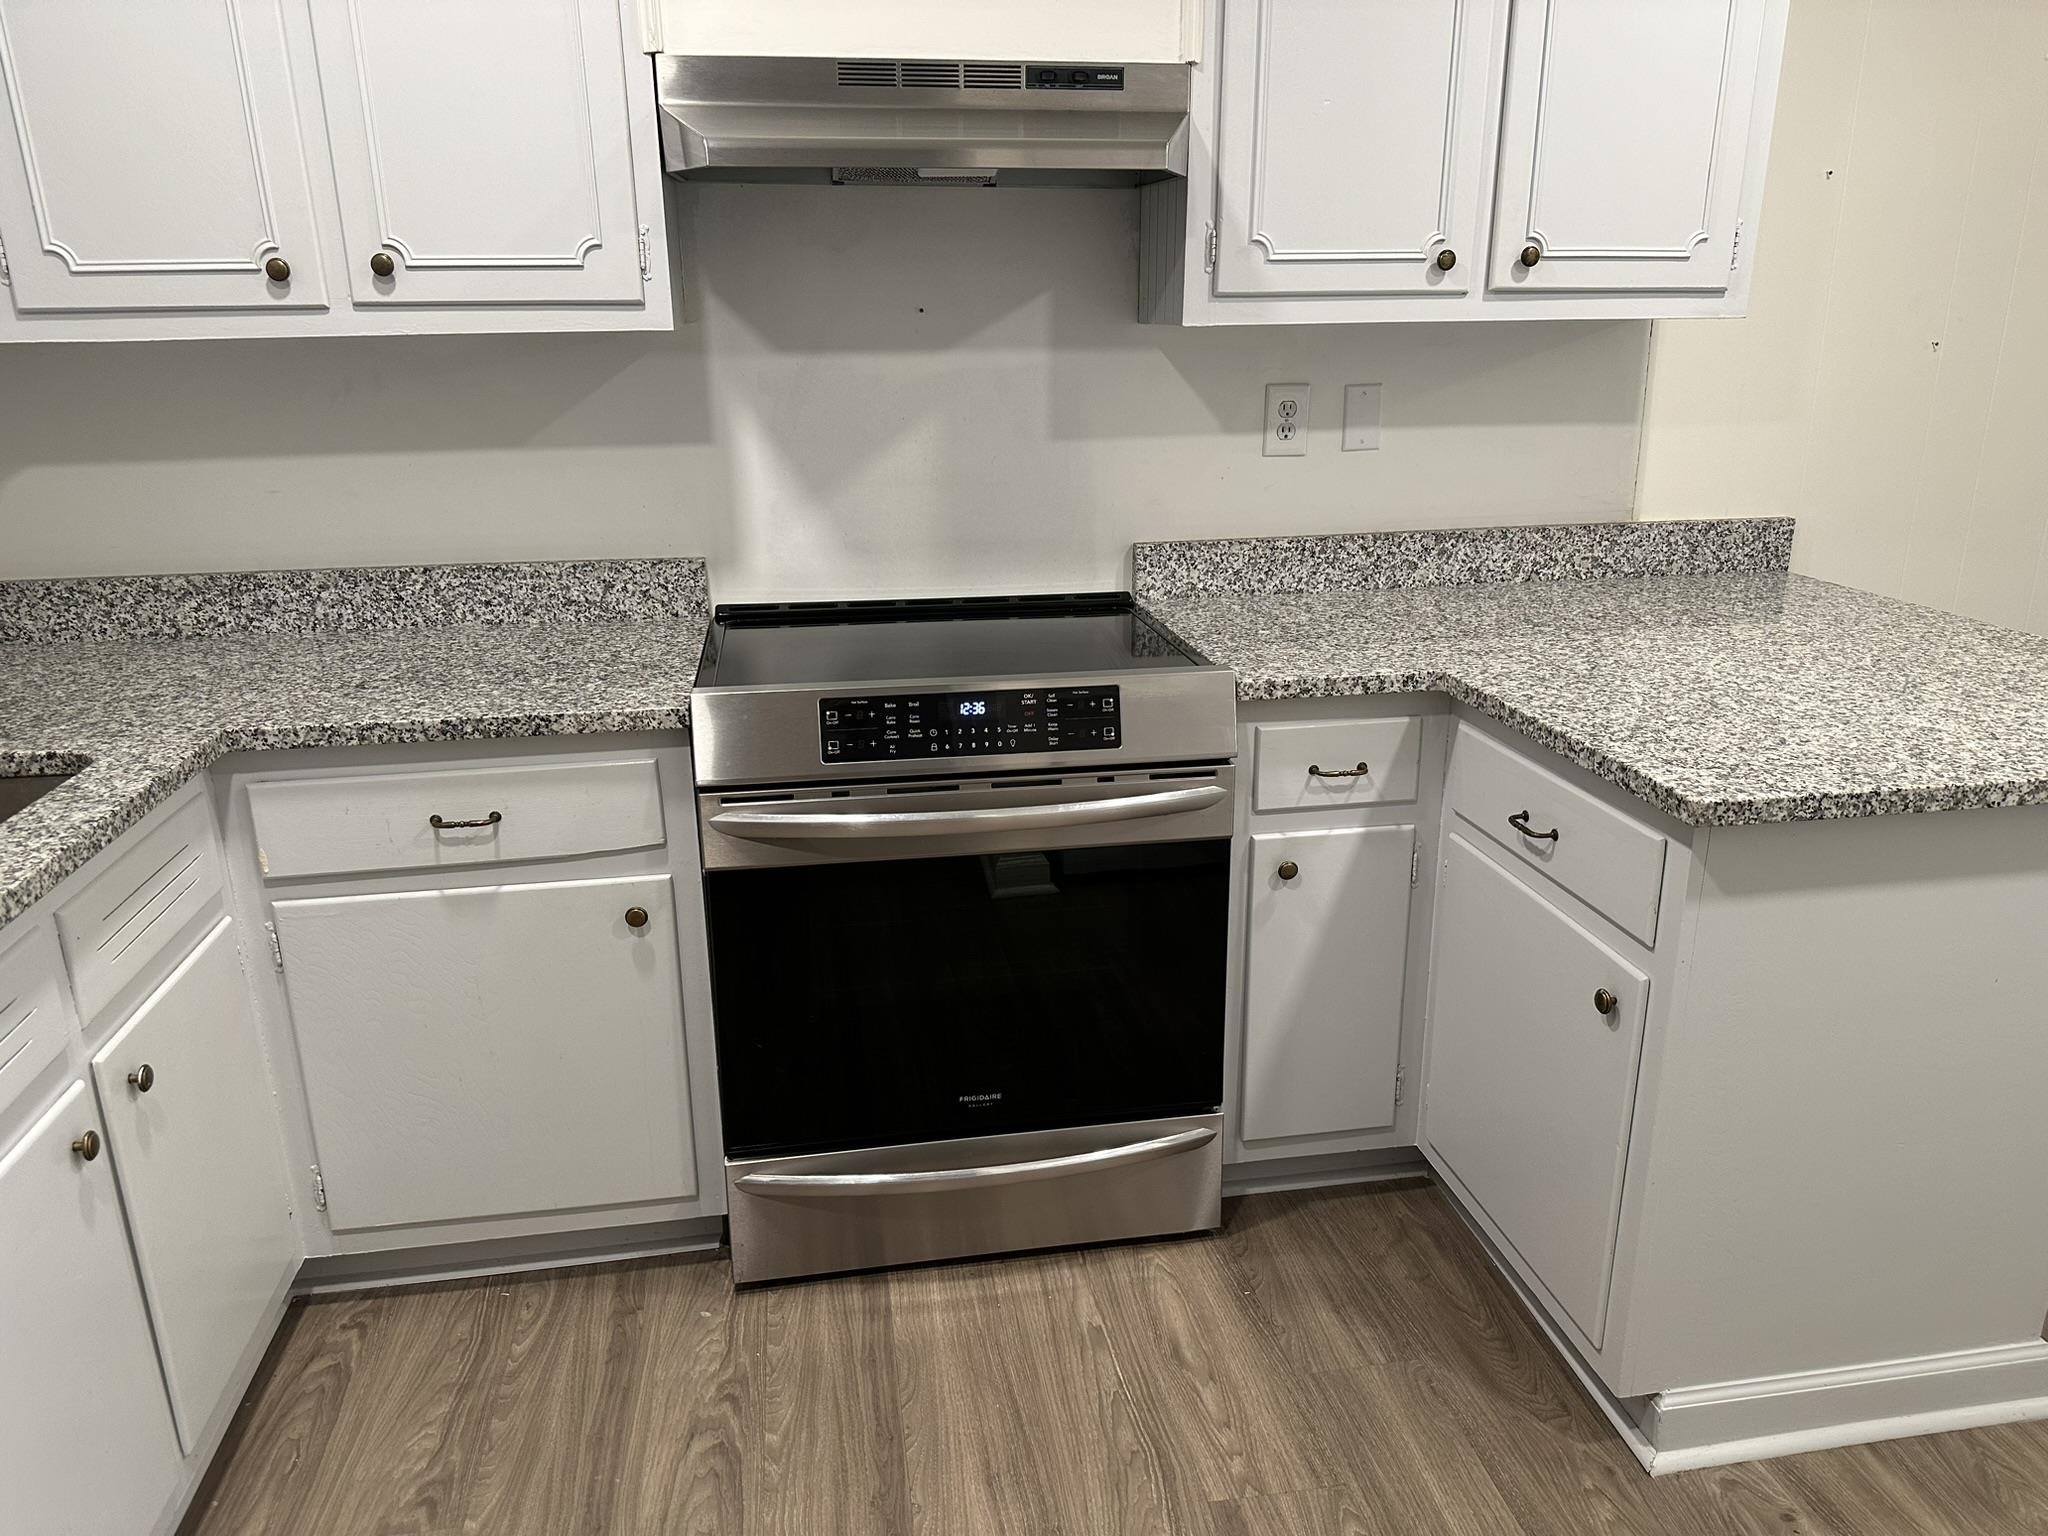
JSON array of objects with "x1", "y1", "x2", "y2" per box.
[
  {"x1": 1639, "y1": 1341, "x2": 2048, "y2": 1473},
  {"x1": 1431, "y1": 1170, "x2": 2048, "y2": 1474}
]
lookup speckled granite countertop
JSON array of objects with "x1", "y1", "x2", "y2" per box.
[
  {"x1": 0, "y1": 559, "x2": 709, "y2": 932},
  {"x1": 1139, "y1": 571, "x2": 2048, "y2": 827}
]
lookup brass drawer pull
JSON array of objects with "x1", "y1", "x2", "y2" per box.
[
  {"x1": 1594, "y1": 988, "x2": 1619, "y2": 1017},
  {"x1": 625, "y1": 906, "x2": 650, "y2": 929},
  {"x1": 429, "y1": 811, "x2": 503, "y2": 830},
  {"x1": 72, "y1": 1129, "x2": 101, "y2": 1161},
  {"x1": 1308, "y1": 762, "x2": 1369, "y2": 779},
  {"x1": 1277, "y1": 861, "x2": 1299, "y2": 881},
  {"x1": 128, "y1": 1063, "x2": 155, "y2": 1093},
  {"x1": 1507, "y1": 810, "x2": 1559, "y2": 844}
]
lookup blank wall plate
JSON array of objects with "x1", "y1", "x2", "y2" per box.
[
  {"x1": 1264, "y1": 383, "x2": 1310, "y2": 457},
  {"x1": 1343, "y1": 384, "x2": 1382, "y2": 451}
]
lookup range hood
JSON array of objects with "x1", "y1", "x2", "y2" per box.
[{"x1": 655, "y1": 57, "x2": 1191, "y2": 182}]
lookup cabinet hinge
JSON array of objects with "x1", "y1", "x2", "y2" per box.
[
  {"x1": 1394, "y1": 1066, "x2": 1406, "y2": 1108},
  {"x1": 1410, "y1": 846, "x2": 1420, "y2": 887},
  {"x1": 1203, "y1": 223, "x2": 1218, "y2": 274},
  {"x1": 264, "y1": 920, "x2": 285, "y2": 971},
  {"x1": 1730, "y1": 220, "x2": 1744, "y2": 272},
  {"x1": 638, "y1": 225, "x2": 652, "y2": 282},
  {"x1": 309, "y1": 1165, "x2": 327, "y2": 1213},
  {"x1": 0, "y1": 233, "x2": 10, "y2": 286}
]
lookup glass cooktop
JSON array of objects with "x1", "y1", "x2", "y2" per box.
[{"x1": 697, "y1": 593, "x2": 1203, "y2": 689}]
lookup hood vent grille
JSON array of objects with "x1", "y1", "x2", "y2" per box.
[{"x1": 836, "y1": 60, "x2": 1025, "y2": 90}]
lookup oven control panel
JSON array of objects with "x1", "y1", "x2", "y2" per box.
[{"x1": 820, "y1": 685, "x2": 1121, "y2": 764}]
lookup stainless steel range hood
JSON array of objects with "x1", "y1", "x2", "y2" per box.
[{"x1": 655, "y1": 57, "x2": 1191, "y2": 182}]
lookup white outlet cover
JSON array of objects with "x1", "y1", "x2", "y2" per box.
[
  {"x1": 1264, "y1": 383, "x2": 1310, "y2": 458},
  {"x1": 1343, "y1": 384, "x2": 1383, "y2": 451}
]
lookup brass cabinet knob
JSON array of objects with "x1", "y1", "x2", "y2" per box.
[
  {"x1": 625, "y1": 906, "x2": 650, "y2": 929},
  {"x1": 1435, "y1": 249, "x2": 1457, "y2": 271},
  {"x1": 264, "y1": 256, "x2": 291, "y2": 283},
  {"x1": 1520, "y1": 244, "x2": 1542, "y2": 267},
  {"x1": 369, "y1": 252, "x2": 396, "y2": 278},
  {"x1": 72, "y1": 1129, "x2": 101, "y2": 1162},
  {"x1": 1593, "y1": 988, "x2": 1618, "y2": 1017},
  {"x1": 127, "y1": 1063, "x2": 155, "y2": 1093},
  {"x1": 1277, "y1": 860, "x2": 1300, "y2": 881}
]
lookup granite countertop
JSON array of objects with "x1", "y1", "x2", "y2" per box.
[
  {"x1": 0, "y1": 559, "x2": 709, "y2": 932},
  {"x1": 1140, "y1": 572, "x2": 2048, "y2": 827}
]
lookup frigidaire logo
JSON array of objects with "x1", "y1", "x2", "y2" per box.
[{"x1": 957, "y1": 1091, "x2": 1004, "y2": 1105}]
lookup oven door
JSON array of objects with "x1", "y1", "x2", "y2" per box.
[{"x1": 699, "y1": 766, "x2": 1233, "y2": 1160}]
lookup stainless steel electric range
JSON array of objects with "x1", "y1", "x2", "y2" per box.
[{"x1": 689, "y1": 593, "x2": 1238, "y2": 1284}]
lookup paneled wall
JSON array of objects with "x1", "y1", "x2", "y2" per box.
[
  {"x1": 1638, "y1": 0, "x2": 2048, "y2": 636},
  {"x1": 0, "y1": 185, "x2": 1648, "y2": 600}
]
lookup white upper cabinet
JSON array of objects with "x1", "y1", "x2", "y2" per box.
[
  {"x1": 1212, "y1": 0, "x2": 1494, "y2": 298},
  {"x1": 0, "y1": 0, "x2": 671, "y2": 340},
  {"x1": 1140, "y1": 0, "x2": 1789, "y2": 323},
  {"x1": 1488, "y1": 0, "x2": 1768, "y2": 295},
  {"x1": 0, "y1": 0, "x2": 327, "y2": 313},
  {"x1": 309, "y1": 0, "x2": 651, "y2": 307},
  {"x1": 652, "y1": 0, "x2": 1201, "y2": 63}
]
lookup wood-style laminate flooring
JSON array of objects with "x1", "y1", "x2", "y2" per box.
[{"x1": 180, "y1": 1180, "x2": 2048, "y2": 1535}]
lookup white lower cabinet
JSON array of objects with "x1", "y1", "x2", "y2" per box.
[
  {"x1": 1424, "y1": 829, "x2": 1648, "y2": 1345},
  {"x1": 0, "y1": 1082, "x2": 184, "y2": 1536},
  {"x1": 273, "y1": 873, "x2": 695, "y2": 1231},
  {"x1": 1241, "y1": 824, "x2": 1414, "y2": 1142},
  {"x1": 92, "y1": 916, "x2": 297, "y2": 1453}
]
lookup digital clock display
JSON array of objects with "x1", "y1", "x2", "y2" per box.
[{"x1": 958, "y1": 700, "x2": 987, "y2": 717}]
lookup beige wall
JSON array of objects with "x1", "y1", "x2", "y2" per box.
[
  {"x1": 0, "y1": 185, "x2": 1648, "y2": 600},
  {"x1": 1638, "y1": 0, "x2": 2048, "y2": 635}
]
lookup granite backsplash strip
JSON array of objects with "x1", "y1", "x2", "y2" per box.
[
  {"x1": 1131, "y1": 518, "x2": 1795, "y2": 599},
  {"x1": 0, "y1": 557, "x2": 711, "y2": 643}
]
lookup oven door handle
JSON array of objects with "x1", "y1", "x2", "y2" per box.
[
  {"x1": 733, "y1": 1125, "x2": 1218, "y2": 1197},
  {"x1": 709, "y1": 783, "x2": 1226, "y2": 840}
]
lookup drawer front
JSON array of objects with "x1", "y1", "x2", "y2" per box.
[
  {"x1": 1444, "y1": 725, "x2": 1666, "y2": 947},
  {"x1": 249, "y1": 758, "x2": 666, "y2": 880},
  {"x1": 57, "y1": 797, "x2": 225, "y2": 1021},
  {"x1": 1252, "y1": 718, "x2": 1423, "y2": 813},
  {"x1": 0, "y1": 924, "x2": 76, "y2": 1120}
]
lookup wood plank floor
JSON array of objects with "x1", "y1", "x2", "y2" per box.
[{"x1": 180, "y1": 1180, "x2": 2048, "y2": 1536}]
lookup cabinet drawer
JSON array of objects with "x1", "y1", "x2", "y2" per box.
[
  {"x1": 57, "y1": 797, "x2": 225, "y2": 1022},
  {"x1": 1444, "y1": 725, "x2": 1666, "y2": 946},
  {"x1": 249, "y1": 758, "x2": 666, "y2": 880},
  {"x1": 0, "y1": 924, "x2": 75, "y2": 1120},
  {"x1": 1252, "y1": 718, "x2": 1423, "y2": 813}
]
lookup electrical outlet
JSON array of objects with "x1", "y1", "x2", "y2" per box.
[
  {"x1": 1343, "y1": 384, "x2": 1383, "y2": 451},
  {"x1": 1264, "y1": 384, "x2": 1310, "y2": 457}
]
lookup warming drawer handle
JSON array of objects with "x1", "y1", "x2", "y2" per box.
[
  {"x1": 733, "y1": 1125, "x2": 1218, "y2": 1197},
  {"x1": 709, "y1": 783, "x2": 1226, "y2": 840}
]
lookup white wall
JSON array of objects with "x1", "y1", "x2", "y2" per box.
[
  {"x1": 1638, "y1": 0, "x2": 2048, "y2": 636},
  {"x1": 0, "y1": 185, "x2": 1648, "y2": 600}
]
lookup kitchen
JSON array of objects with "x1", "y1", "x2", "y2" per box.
[{"x1": 4, "y1": 2, "x2": 2048, "y2": 1533}]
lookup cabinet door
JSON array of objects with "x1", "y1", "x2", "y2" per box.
[
  {"x1": 0, "y1": 1083, "x2": 183, "y2": 1536},
  {"x1": 1489, "y1": 0, "x2": 1768, "y2": 293},
  {"x1": 92, "y1": 917, "x2": 295, "y2": 1454},
  {"x1": 307, "y1": 0, "x2": 648, "y2": 306},
  {"x1": 1241, "y1": 825, "x2": 1413, "y2": 1141},
  {"x1": 1212, "y1": 0, "x2": 1497, "y2": 298},
  {"x1": 1424, "y1": 831, "x2": 1647, "y2": 1345},
  {"x1": 0, "y1": 0, "x2": 327, "y2": 312},
  {"x1": 274, "y1": 874, "x2": 694, "y2": 1230}
]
